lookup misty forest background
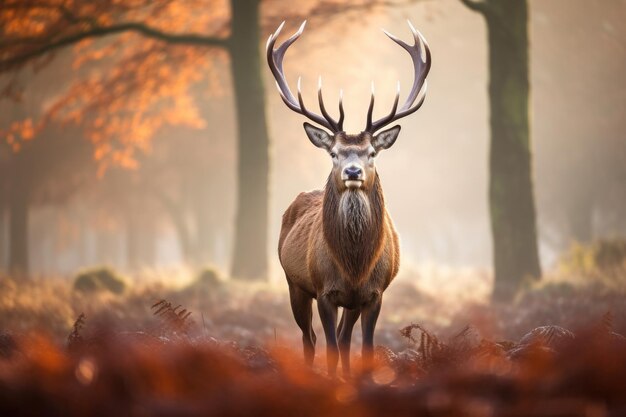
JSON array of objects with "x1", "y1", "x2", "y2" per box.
[{"x1": 0, "y1": 0, "x2": 624, "y2": 303}]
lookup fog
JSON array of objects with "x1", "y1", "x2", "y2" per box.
[{"x1": 0, "y1": 0, "x2": 624, "y2": 279}]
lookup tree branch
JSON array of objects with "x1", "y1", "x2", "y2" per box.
[
  {"x1": 459, "y1": 0, "x2": 489, "y2": 14},
  {"x1": 0, "y1": 22, "x2": 229, "y2": 72},
  {"x1": 263, "y1": 0, "x2": 430, "y2": 30}
]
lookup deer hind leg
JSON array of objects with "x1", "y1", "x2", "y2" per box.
[
  {"x1": 337, "y1": 308, "x2": 361, "y2": 378},
  {"x1": 288, "y1": 281, "x2": 316, "y2": 366},
  {"x1": 361, "y1": 296, "x2": 382, "y2": 371}
]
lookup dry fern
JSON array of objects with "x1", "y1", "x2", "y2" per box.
[
  {"x1": 399, "y1": 323, "x2": 476, "y2": 368},
  {"x1": 151, "y1": 299, "x2": 194, "y2": 336},
  {"x1": 67, "y1": 313, "x2": 86, "y2": 352}
]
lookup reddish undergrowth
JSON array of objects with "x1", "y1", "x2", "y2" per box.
[
  {"x1": 1, "y1": 269, "x2": 626, "y2": 416},
  {"x1": 1, "y1": 299, "x2": 625, "y2": 417}
]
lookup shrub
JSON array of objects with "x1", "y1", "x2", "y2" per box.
[
  {"x1": 194, "y1": 266, "x2": 223, "y2": 288},
  {"x1": 559, "y1": 239, "x2": 626, "y2": 280},
  {"x1": 73, "y1": 267, "x2": 127, "y2": 294}
]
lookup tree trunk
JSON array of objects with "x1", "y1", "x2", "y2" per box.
[
  {"x1": 463, "y1": 0, "x2": 542, "y2": 300},
  {"x1": 0, "y1": 203, "x2": 6, "y2": 271},
  {"x1": 8, "y1": 177, "x2": 29, "y2": 276},
  {"x1": 228, "y1": 0, "x2": 270, "y2": 280},
  {"x1": 158, "y1": 195, "x2": 194, "y2": 264}
]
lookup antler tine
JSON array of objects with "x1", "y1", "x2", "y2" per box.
[
  {"x1": 297, "y1": 76, "x2": 306, "y2": 111},
  {"x1": 391, "y1": 80, "x2": 401, "y2": 117},
  {"x1": 317, "y1": 77, "x2": 339, "y2": 131},
  {"x1": 338, "y1": 89, "x2": 345, "y2": 130},
  {"x1": 398, "y1": 22, "x2": 431, "y2": 112},
  {"x1": 266, "y1": 21, "x2": 295, "y2": 102},
  {"x1": 366, "y1": 81, "x2": 375, "y2": 131},
  {"x1": 368, "y1": 81, "x2": 401, "y2": 132},
  {"x1": 368, "y1": 21, "x2": 431, "y2": 133},
  {"x1": 397, "y1": 81, "x2": 428, "y2": 120},
  {"x1": 266, "y1": 21, "x2": 342, "y2": 132},
  {"x1": 267, "y1": 22, "x2": 314, "y2": 117}
]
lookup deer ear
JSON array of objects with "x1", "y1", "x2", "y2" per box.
[
  {"x1": 304, "y1": 122, "x2": 333, "y2": 151},
  {"x1": 372, "y1": 125, "x2": 401, "y2": 150}
]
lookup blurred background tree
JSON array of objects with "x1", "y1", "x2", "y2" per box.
[
  {"x1": 460, "y1": 0, "x2": 541, "y2": 300},
  {"x1": 1, "y1": 0, "x2": 225, "y2": 275},
  {"x1": 0, "y1": 56, "x2": 95, "y2": 275}
]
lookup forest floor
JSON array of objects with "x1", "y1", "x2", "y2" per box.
[{"x1": 1, "y1": 267, "x2": 625, "y2": 416}]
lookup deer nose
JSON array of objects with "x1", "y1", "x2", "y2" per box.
[{"x1": 344, "y1": 166, "x2": 362, "y2": 180}]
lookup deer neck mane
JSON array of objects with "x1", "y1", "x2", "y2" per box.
[{"x1": 322, "y1": 173, "x2": 386, "y2": 285}]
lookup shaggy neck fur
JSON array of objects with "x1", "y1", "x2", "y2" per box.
[{"x1": 323, "y1": 173, "x2": 385, "y2": 284}]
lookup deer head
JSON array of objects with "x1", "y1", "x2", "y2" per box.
[{"x1": 267, "y1": 21, "x2": 431, "y2": 192}]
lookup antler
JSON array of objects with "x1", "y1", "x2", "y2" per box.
[
  {"x1": 266, "y1": 21, "x2": 344, "y2": 133},
  {"x1": 366, "y1": 20, "x2": 431, "y2": 134}
]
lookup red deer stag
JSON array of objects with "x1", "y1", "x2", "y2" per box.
[{"x1": 268, "y1": 21, "x2": 431, "y2": 376}]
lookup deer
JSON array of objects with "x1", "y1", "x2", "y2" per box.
[{"x1": 267, "y1": 20, "x2": 431, "y2": 376}]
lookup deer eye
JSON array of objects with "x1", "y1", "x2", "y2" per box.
[
  {"x1": 330, "y1": 152, "x2": 337, "y2": 159},
  {"x1": 369, "y1": 151, "x2": 377, "y2": 158}
]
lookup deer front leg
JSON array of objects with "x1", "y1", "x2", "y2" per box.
[
  {"x1": 361, "y1": 296, "x2": 382, "y2": 370},
  {"x1": 338, "y1": 308, "x2": 361, "y2": 378},
  {"x1": 317, "y1": 294, "x2": 339, "y2": 376}
]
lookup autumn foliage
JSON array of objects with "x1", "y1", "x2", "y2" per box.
[
  {"x1": 0, "y1": 0, "x2": 230, "y2": 170},
  {"x1": 0, "y1": 0, "x2": 374, "y2": 169}
]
